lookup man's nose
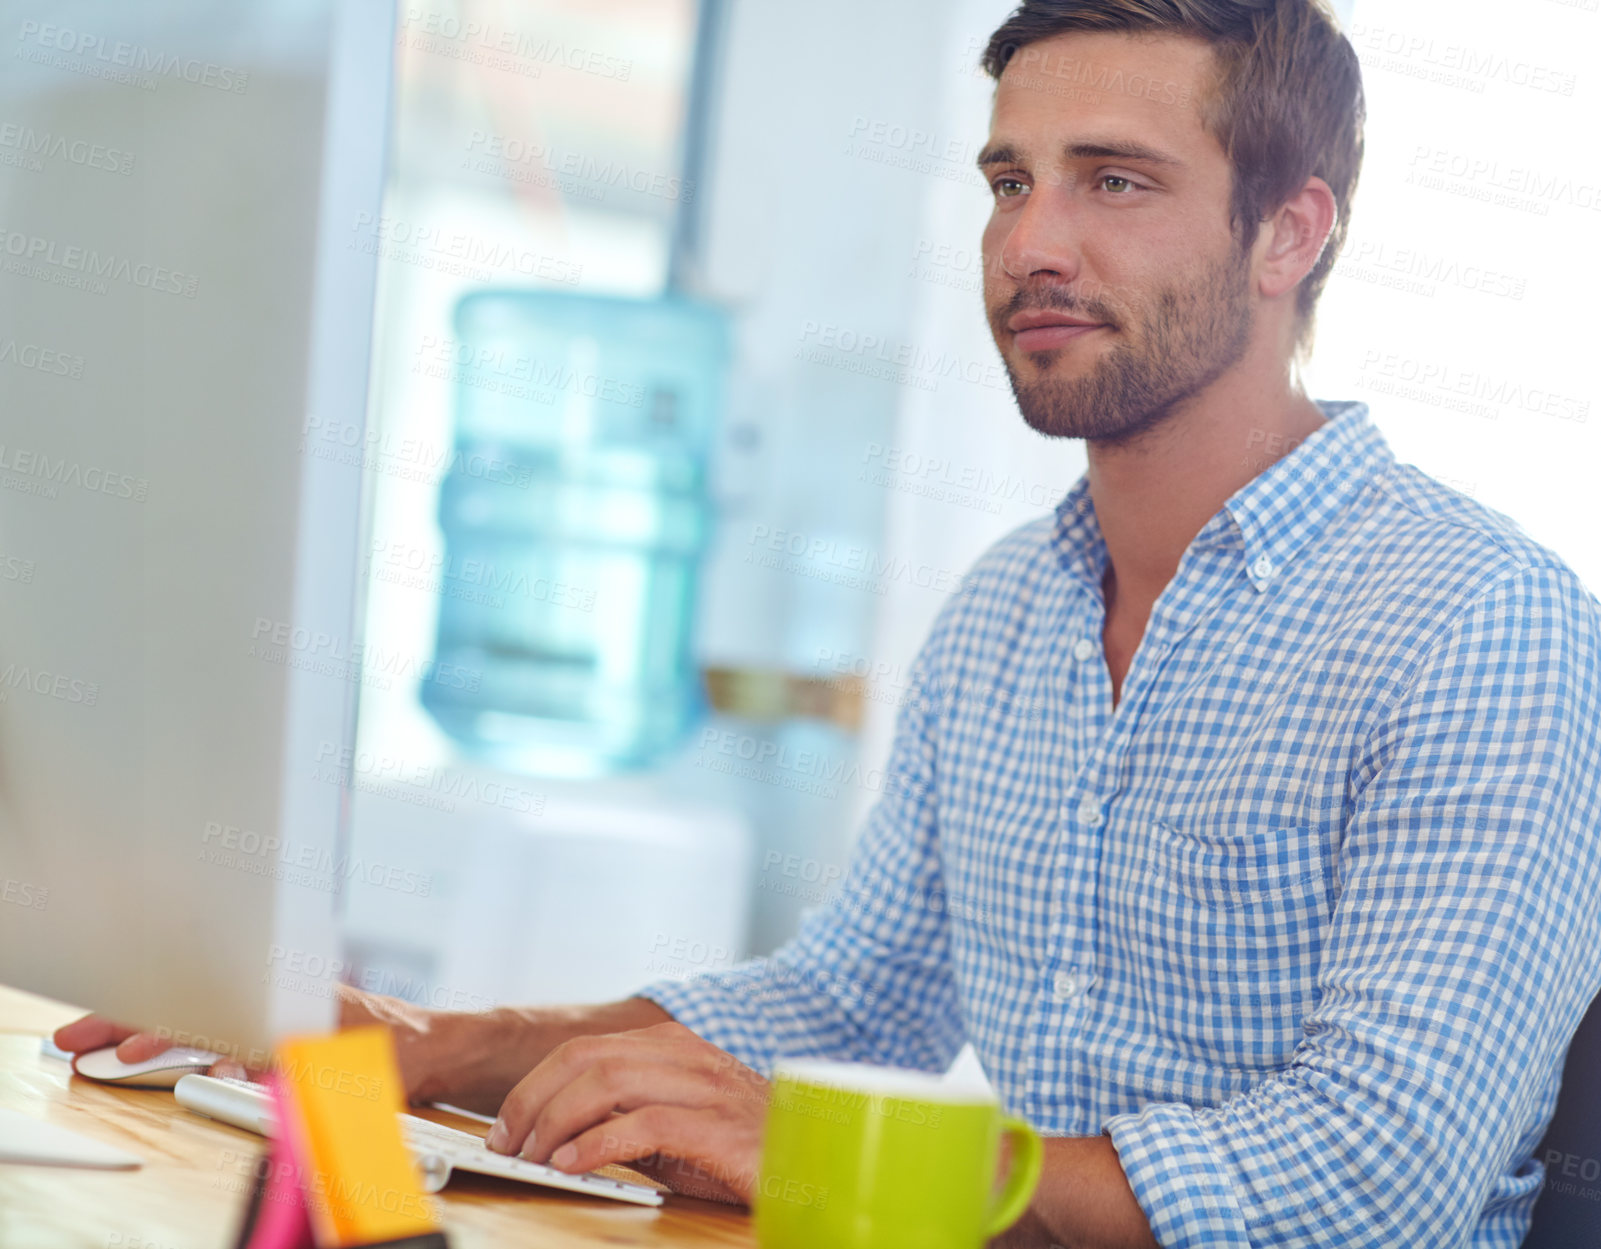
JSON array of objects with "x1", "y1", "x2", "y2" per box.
[{"x1": 996, "y1": 182, "x2": 1085, "y2": 283}]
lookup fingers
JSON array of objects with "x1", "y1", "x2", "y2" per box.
[
  {"x1": 51, "y1": 1014, "x2": 134, "y2": 1054},
  {"x1": 50, "y1": 1015, "x2": 176, "y2": 1064},
  {"x1": 480, "y1": 1021, "x2": 769, "y2": 1210},
  {"x1": 114, "y1": 1032, "x2": 174, "y2": 1063},
  {"x1": 548, "y1": 1105, "x2": 759, "y2": 1205},
  {"x1": 486, "y1": 1023, "x2": 711, "y2": 1157},
  {"x1": 511, "y1": 1058, "x2": 733, "y2": 1165}
]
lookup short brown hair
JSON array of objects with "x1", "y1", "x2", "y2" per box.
[{"x1": 982, "y1": 0, "x2": 1364, "y2": 361}]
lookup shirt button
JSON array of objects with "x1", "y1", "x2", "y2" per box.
[
  {"x1": 1077, "y1": 798, "x2": 1103, "y2": 827},
  {"x1": 1052, "y1": 971, "x2": 1081, "y2": 1000},
  {"x1": 1072, "y1": 638, "x2": 1097, "y2": 662},
  {"x1": 1251, "y1": 555, "x2": 1274, "y2": 580}
]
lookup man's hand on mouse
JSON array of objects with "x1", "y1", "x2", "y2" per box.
[
  {"x1": 53, "y1": 990, "x2": 685, "y2": 1115},
  {"x1": 51, "y1": 986, "x2": 441, "y2": 1091},
  {"x1": 50, "y1": 1012, "x2": 257, "y2": 1076},
  {"x1": 484, "y1": 1019, "x2": 770, "y2": 1205}
]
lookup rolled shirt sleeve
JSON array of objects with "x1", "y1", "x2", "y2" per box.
[
  {"x1": 1106, "y1": 564, "x2": 1601, "y2": 1248},
  {"x1": 637, "y1": 633, "x2": 965, "y2": 1077}
]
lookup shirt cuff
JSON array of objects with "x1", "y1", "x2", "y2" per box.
[{"x1": 1104, "y1": 1101, "x2": 1253, "y2": 1249}]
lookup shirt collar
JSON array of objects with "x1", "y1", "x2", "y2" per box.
[{"x1": 1051, "y1": 400, "x2": 1393, "y2": 595}]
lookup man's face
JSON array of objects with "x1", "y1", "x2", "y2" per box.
[{"x1": 980, "y1": 31, "x2": 1257, "y2": 446}]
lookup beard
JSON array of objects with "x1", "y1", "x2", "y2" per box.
[{"x1": 991, "y1": 238, "x2": 1255, "y2": 447}]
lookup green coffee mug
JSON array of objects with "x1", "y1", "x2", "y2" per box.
[{"x1": 755, "y1": 1059, "x2": 1042, "y2": 1249}]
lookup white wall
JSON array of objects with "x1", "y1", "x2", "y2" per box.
[{"x1": 1307, "y1": 0, "x2": 1599, "y2": 590}]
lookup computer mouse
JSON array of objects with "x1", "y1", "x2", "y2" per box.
[{"x1": 71, "y1": 1044, "x2": 224, "y2": 1088}]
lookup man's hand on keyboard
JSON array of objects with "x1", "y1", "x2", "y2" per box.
[{"x1": 484, "y1": 1019, "x2": 769, "y2": 1205}]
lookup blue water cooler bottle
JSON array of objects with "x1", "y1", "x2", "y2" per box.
[{"x1": 422, "y1": 290, "x2": 729, "y2": 777}]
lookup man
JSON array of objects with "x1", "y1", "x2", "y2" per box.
[{"x1": 59, "y1": 2, "x2": 1601, "y2": 1245}]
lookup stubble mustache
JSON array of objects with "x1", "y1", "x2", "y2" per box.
[{"x1": 989, "y1": 284, "x2": 1125, "y2": 344}]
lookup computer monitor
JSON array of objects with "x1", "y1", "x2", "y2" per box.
[{"x1": 0, "y1": 0, "x2": 395, "y2": 1062}]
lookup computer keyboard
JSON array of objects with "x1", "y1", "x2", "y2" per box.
[{"x1": 173, "y1": 1074, "x2": 663, "y2": 1206}]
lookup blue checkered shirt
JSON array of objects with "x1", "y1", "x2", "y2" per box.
[{"x1": 641, "y1": 400, "x2": 1601, "y2": 1248}]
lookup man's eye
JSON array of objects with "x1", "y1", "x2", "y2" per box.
[
  {"x1": 993, "y1": 177, "x2": 1028, "y2": 198},
  {"x1": 1101, "y1": 175, "x2": 1139, "y2": 194}
]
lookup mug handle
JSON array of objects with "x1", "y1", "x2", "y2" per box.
[{"x1": 981, "y1": 1115, "x2": 1043, "y2": 1238}]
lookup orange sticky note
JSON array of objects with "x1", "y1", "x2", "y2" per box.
[{"x1": 275, "y1": 1026, "x2": 438, "y2": 1247}]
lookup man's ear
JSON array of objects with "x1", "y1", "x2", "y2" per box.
[{"x1": 1254, "y1": 175, "x2": 1338, "y2": 303}]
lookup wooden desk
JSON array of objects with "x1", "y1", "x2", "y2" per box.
[{"x1": 0, "y1": 984, "x2": 755, "y2": 1248}]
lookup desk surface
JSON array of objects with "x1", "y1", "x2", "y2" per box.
[{"x1": 0, "y1": 983, "x2": 755, "y2": 1248}]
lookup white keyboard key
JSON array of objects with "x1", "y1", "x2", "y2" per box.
[{"x1": 174, "y1": 1074, "x2": 661, "y2": 1206}]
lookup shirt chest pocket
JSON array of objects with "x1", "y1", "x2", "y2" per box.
[{"x1": 1127, "y1": 819, "x2": 1337, "y2": 1072}]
